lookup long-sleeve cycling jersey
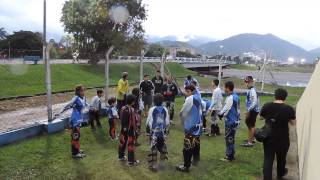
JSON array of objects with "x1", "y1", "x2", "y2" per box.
[
  {"x1": 209, "y1": 87, "x2": 223, "y2": 111},
  {"x1": 180, "y1": 93, "x2": 202, "y2": 136},
  {"x1": 246, "y1": 86, "x2": 260, "y2": 112},
  {"x1": 146, "y1": 106, "x2": 170, "y2": 138},
  {"x1": 58, "y1": 96, "x2": 90, "y2": 128},
  {"x1": 220, "y1": 92, "x2": 241, "y2": 127}
]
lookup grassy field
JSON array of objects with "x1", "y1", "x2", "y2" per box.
[
  {"x1": 0, "y1": 62, "x2": 195, "y2": 98},
  {"x1": 0, "y1": 62, "x2": 305, "y2": 98},
  {"x1": 0, "y1": 95, "x2": 299, "y2": 180}
]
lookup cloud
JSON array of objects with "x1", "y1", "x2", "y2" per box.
[{"x1": 0, "y1": 0, "x2": 319, "y2": 48}]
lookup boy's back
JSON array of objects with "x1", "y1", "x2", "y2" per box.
[{"x1": 147, "y1": 106, "x2": 170, "y2": 137}]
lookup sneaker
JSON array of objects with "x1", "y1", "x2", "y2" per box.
[
  {"x1": 220, "y1": 157, "x2": 234, "y2": 162},
  {"x1": 149, "y1": 165, "x2": 158, "y2": 172},
  {"x1": 128, "y1": 160, "x2": 140, "y2": 166},
  {"x1": 243, "y1": 139, "x2": 256, "y2": 144},
  {"x1": 72, "y1": 153, "x2": 85, "y2": 159},
  {"x1": 240, "y1": 142, "x2": 254, "y2": 147},
  {"x1": 79, "y1": 150, "x2": 85, "y2": 154},
  {"x1": 206, "y1": 133, "x2": 214, "y2": 137},
  {"x1": 118, "y1": 156, "x2": 127, "y2": 161},
  {"x1": 176, "y1": 164, "x2": 189, "y2": 172}
]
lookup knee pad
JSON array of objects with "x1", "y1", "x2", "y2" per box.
[{"x1": 183, "y1": 138, "x2": 192, "y2": 150}]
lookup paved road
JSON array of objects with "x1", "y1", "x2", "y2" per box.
[{"x1": 224, "y1": 69, "x2": 311, "y2": 87}]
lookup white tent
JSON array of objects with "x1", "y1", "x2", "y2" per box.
[{"x1": 296, "y1": 62, "x2": 320, "y2": 180}]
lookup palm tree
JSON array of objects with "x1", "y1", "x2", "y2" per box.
[{"x1": 0, "y1": 27, "x2": 7, "y2": 40}]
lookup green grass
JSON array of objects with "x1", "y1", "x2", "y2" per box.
[
  {"x1": 0, "y1": 95, "x2": 299, "y2": 180},
  {"x1": 0, "y1": 63, "x2": 195, "y2": 98},
  {"x1": 0, "y1": 62, "x2": 305, "y2": 98}
]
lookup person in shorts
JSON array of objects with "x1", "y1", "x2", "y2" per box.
[
  {"x1": 139, "y1": 74, "x2": 155, "y2": 117},
  {"x1": 241, "y1": 76, "x2": 260, "y2": 148}
]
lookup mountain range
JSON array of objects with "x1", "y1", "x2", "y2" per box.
[{"x1": 148, "y1": 34, "x2": 320, "y2": 62}]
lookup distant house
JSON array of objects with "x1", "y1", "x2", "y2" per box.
[{"x1": 165, "y1": 46, "x2": 196, "y2": 58}]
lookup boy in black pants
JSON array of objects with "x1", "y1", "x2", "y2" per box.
[
  {"x1": 162, "y1": 75, "x2": 178, "y2": 124},
  {"x1": 118, "y1": 94, "x2": 140, "y2": 166},
  {"x1": 89, "y1": 89, "x2": 103, "y2": 130},
  {"x1": 146, "y1": 93, "x2": 170, "y2": 171}
]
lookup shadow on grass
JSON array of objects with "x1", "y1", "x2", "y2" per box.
[{"x1": 92, "y1": 128, "x2": 109, "y2": 148}]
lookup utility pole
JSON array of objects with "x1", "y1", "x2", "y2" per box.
[
  {"x1": 218, "y1": 45, "x2": 224, "y2": 87},
  {"x1": 105, "y1": 46, "x2": 114, "y2": 102},
  {"x1": 160, "y1": 50, "x2": 167, "y2": 77},
  {"x1": 43, "y1": 0, "x2": 52, "y2": 122},
  {"x1": 8, "y1": 41, "x2": 11, "y2": 61},
  {"x1": 261, "y1": 53, "x2": 267, "y2": 92},
  {"x1": 140, "y1": 50, "x2": 145, "y2": 82}
]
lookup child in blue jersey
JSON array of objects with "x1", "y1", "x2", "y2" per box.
[
  {"x1": 218, "y1": 81, "x2": 241, "y2": 162},
  {"x1": 107, "y1": 97, "x2": 119, "y2": 141},
  {"x1": 241, "y1": 76, "x2": 260, "y2": 147},
  {"x1": 201, "y1": 99, "x2": 211, "y2": 132},
  {"x1": 55, "y1": 85, "x2": 90, "y2": 159},
  {"x1": 184, "y1": 75, "x2": 198, "y2": 88},
  {"x1": 176, "y1": 85, "x2": 203, "y2": 172},
  {"x1": 146, "y1": 93, "x2": 170, "y2": 171}
]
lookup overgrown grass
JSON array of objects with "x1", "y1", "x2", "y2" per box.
[{"x1": 0, "y1": 95, "x2": 299, "y2": 180}]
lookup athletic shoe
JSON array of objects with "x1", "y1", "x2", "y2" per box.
[
  {"x1": 243, "y1": 139, "x2": 256, "y2": 144},
  {"x1": 118, "y1": 156, "x2": 127, "y2": 161},
  {"x1": 72, "y1": 153, "x2": 85, "y2": 159},
  {"x1": 206, "y1": 133, "x2": 214, "y2": 137},
  {"x1": 220, "y1": 157, "x2": 234, "y2": 162},
  {"x1": 149, "y1": 165, "x2": 158, "y2": 172},
  {"x1": 128, "y1": 160, "x2": 140, "y2": 166},
  {"x1": 240, "y1": 142, "x2": 254, "y2": 147},
  {"x1": 79, "y1": 150, "x2": 85, "y2": 154},
  {"x1": 176, "y1": 164, "x2": 189, "y2": 172}
]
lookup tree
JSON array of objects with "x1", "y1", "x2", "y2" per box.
[
  {"x1": 0, "y1": 27, "x2": 7, "y2": 40},
  {"x1": 145, "y1": 44, "x2": 166, "y2": 57},
  {"x1": 176, "y1": 51, "x2": 195, "y2": 58},
  {"x1": 0, "y1": 31, "x2": 42, "y2": 58},
  {"x1": 61, "y1": 0, "x2": 147, "y2": 64}
]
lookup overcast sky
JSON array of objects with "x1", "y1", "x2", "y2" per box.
[{"x1": 0, "y1": 0, "x2": 319, "y2": 50}]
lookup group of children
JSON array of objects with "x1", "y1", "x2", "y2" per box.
[{"x1": 55, "y1": 72, "x2": 261, "y2": 173}]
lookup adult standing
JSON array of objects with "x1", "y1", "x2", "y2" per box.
[
  {"x1": 116, "y1": 72, "x2": 129, "y2": 112},
  {"x1": 241, "y1": 76, "x2": 260, "y2": 147},
  {"x1": 162, "y1": 75, "x2": 179, "y2": 124},
  {"x1": 139, "y1": 74, "x2": 155, "y2": 117},
  {"x1": 152, "y1": 70, "x2": 164, "y2": 95},
  {"x1": 207, "y1": 79, "x2": 223, "y2": 136},
  {"x1": 260, "y1": 88, "x2": 296, "y2": 180}
]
